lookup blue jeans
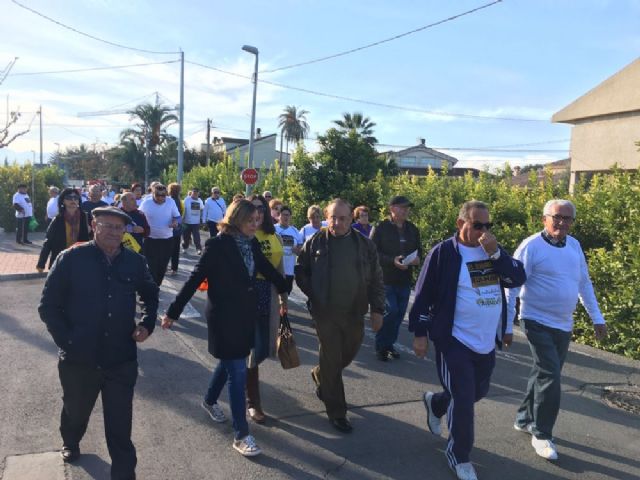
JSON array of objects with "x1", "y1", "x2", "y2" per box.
[
  {"x1": 205, "y1": 358, "x2": 249, "y2": 440},
  {"x1": 375, "y1": 285, "x2": 411, "y2": 352}
]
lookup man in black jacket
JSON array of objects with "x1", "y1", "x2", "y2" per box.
[
  {"x1": 295, "y1": 199, "x2": 385, "y2": 433},
  {"x1": 370, "y1": 195, "x2": 422, "y2": 361},
  {"x1": 39, "y1": 206, "x2": 158, "y2": 480}
]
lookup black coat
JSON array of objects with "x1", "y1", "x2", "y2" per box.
[
  {"x1": 167, "y1": 233, "x2": 288, "y2": 359},
  {"x1": 37, "y1": 212, "x2": 90, "y2": 269}
]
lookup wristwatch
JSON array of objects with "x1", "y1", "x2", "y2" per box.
[{"x1": 489, "y1": 249, "x2": 501, "y2": 261}]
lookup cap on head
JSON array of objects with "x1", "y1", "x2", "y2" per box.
[
  {"x1": 389, "y1": 195, "x2": 414, "y2": 207},
  {"x1": 92, "y1": 206, "x2": 132, "y2": 224}
]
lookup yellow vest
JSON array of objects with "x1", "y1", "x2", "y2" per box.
[{"x1": 255, "y1": 230, "x2": 283, "y2": 279}]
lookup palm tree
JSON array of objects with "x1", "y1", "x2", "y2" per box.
[
  {"x1": 278, "y1": 105, "x2": 310, "y2": 174},
  {"x1": 119, "y1": 102, "x2": 178, "y2": 185},
  {"x1": 332, "y1": 112, "x2": 378, "y2": 145}
]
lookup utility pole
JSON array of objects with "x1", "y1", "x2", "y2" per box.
[
  {"x1": 38, "y1": 105, "x2": 43, "y2": 165},
  {"x1": 144, "y1": 127, "x2": 150, "y2": 189},
  {"x1": 206, "y1": 118, "x2": 211, "y2": 167},
  {"x1": 177, "y1": 50, "x2": 185, "y2": 183}
]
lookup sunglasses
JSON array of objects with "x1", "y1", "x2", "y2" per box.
[
  {"x1": 472, "y1": 222, "x2": 494, "y2": 231},
  {"x1": 546, "y1": 214, "x2": 574, "y2": 223}
]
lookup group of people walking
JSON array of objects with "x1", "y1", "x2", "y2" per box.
[{"x1": 35, "y1": 182, "x2": 606, "y2": 480}]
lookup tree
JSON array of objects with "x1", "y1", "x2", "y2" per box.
[
  {"x1": 333, "y1": 112, "x2": 378, "y2": 145},
  {"x1": 0, "y1": 110, "x2": 32, "y2": 149},
  {"x1": 278, "y1": 105, "x2": 309, "y2": 174}
]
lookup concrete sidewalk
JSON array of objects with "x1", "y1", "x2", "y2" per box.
[{"x1": 0, "y1": 231, "x2": 47, "y2": 280}]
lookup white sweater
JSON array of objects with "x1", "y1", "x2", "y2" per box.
[{"x1": 505, "y1": 232, "x2": 605, "y2": 333}]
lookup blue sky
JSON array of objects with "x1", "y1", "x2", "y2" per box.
[{"x1": 2, "y1": 0, "x2": 640, "y2": 169}]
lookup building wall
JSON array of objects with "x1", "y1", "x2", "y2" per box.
[
  {"x1": 235, "y1": 136, "x2": 278, "y2": 169},
  {"x1": 570, "y1": 113, "x2": 640, "y2": 173},
  {"x1": 394, "y1": 151, "x2": 448, "y2": 169}
]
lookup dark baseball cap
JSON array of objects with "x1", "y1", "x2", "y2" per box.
[
  {"x1": 389, "y1": 195, "x2": 414, "y2": 207},
  {"x1": 92, "y1": 206, "x2": 132, "y2": 224}
]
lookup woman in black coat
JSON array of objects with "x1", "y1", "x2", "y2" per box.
[
  {"x1": 162, "y1": 199, "x2": 288, "y2": 458},
  {"x1": 37, "y1": 188, "x2": 90, "y2": 271}
]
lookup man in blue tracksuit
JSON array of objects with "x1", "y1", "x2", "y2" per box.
[{"x1": 408, "y1": 200, "x2": 526, "y2": 480}]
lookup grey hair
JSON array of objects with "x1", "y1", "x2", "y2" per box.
[
  {"x1": 307, "y1": 204, "x2": 322, "y2": 218},
  {"x1": 49, "y1": 186, "x2": 59, "y2": 194},
  {"x1": 458, "y1": 200, "x2": 488, "y2": 221},
  {"x1": 543, "y1": 199, "x2": 576, "y2": 218},
  {"x1": 325, "y1": 198, "x2": 352, "y2": 216}
]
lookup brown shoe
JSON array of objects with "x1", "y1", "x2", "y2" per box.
[
  {"x1": 248, "y1": 407, "x2": 266, "y2": 424},
  {"x1": 246, "y1": 367, "x2": 266, "y2": 423}
]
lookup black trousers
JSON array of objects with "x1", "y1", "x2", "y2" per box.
[
  {"x1": 170, "y1": 235, "x2": 181, "y2": 272},
  {"x1": 143, "y1": 237, "x2": 173, "y2": 286},
  {"x1": 16, "y1": 216, "x2": 30, "y2": 243},
  {"x1": 206, "y1": 221, "x2": 218, "y2": 237},
  {"x1": 58, "y1": 360, "x2": 138, "y2": 480}
]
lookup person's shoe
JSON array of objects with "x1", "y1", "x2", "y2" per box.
[
  {"x1": 388, "y1": 346, "x2": 400, "y2": 359},
  {"x1": 166, "y1": 269, "x2": 176, "y2": 276},
  {"x1": 181, "y1": 247, "x2": 187, "y2": 254},
  {"x1": 452, "y1": 462, "x2": 478, "y2": 480},
  {"x1": 233, "y1": 435, "x2": 261, "y2": 457},
  {"x1": 376, "y1": 350, "x2": 389, "y2": 362},
  {"x1": 201, "y1": 400, "x2": 227, "y2": 423},
  {"x1": 422, "y1": 391, "x2": 442, "y2": 436},
  {"x1": 23, "y1": 240, "x2": 33, "y2": 245},
  {"x1": 310, "y1": 370, "x2": 322, "y2": 400},
  {"x1": 330, "y1": 417, "x2": 353, "y2": 433},
  {"x1": 16, "y1": 241, "x2": 24, "y2": 245},
  {"x1": 196, "y1": 249, "x2": 202, "y2": 255},
  {"x1": 513, "y1": 422, "x2": 533, "y2": 434},
  {"x1": 531, "y1": 435, "x2": 558, "y2": 460},
  {"x1": 60, "y1": 446, "x2": 80, "y2": 463},
  {"x1": 248, "y1": 407, "x2": 266, "y2": 424}
]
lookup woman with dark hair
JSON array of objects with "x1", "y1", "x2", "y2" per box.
[
  {"x1": 167, "y1": 182, "x2": 183, "y2": 275},
  {"x1": 162, "y1": 199, "x2": 288, "y2": 457},
  {"x1": 36, "y1": 188, "x2": 90, "y2": 272},
  {"x1": 245, "y1": 194, "x2": 284, "y2": 424}
]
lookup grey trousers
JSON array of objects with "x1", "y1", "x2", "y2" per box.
[{"x1": 516, "y1": 319, "x2": 572, "y2": 440}]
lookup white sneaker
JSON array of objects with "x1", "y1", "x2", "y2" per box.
[
  {"x1": 422, "y1": 392, "x2": 442, "y2": 436},
  {"x1": 233, "y1": 435, "x2": 262, "y2": 457},
  {"x1": 531, "y1": 435, "x2": 558, "y2": 460},
  {"x1": 201, "y1": 400, "x2": 227, "y2": 423},
  {"x1": 513, "y1": 422, "x2": 533, "y2": 434},
  {"x1": 453, "y1": 462, "x2": 478, "y2": 480}
]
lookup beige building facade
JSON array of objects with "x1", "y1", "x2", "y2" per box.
[{"x1": 552, "y1": 57, "x2": 640, "y2": 189}]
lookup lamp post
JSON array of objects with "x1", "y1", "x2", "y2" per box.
[
  {"x1": 242, "y1": 44, "x2": 259, "y2": 196},
  {"x1": 30, "y1": 150, "x2": 36, "y2": 209}
]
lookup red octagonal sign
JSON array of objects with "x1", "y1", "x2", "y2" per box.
[{"x1": 241, "y1": 168, "x2": 259, "y2": 185}]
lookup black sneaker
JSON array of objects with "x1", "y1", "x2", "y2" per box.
[
  {"x1": 376, "y1": 350, "x2": 389, "y2": 362},
  {"x1": 60, "y1": 446, "x2": 80, "y2": 463},
  {"x1": 389, "y1": 346, "x2": 400, "y2": 359}
]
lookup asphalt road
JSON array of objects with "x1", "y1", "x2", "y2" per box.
[{"x1": 1, "y1": 265, "x2": 639, "y2": 479}]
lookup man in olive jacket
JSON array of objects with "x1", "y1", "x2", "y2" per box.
[{"x1": 295, "y1": 199, "x2": 385, "y2": 433}]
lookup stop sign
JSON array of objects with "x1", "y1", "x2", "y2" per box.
[{"x1": 241, "y1": 168, "x2": 259, "y2": 185}]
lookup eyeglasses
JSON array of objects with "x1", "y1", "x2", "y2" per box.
[
  {"x1": 546, "y1": 214, "x2": 574, "y2": 223},
  {"x1": 64, "y1": 195, "x2": 79, "y2": 201},
  {"x1": 155, "y1": 194, "x2": 167, "y2": 198},
  {"x1": 472, "y1": 222, "x2": 494, "y2": 231},
  {"x1": 212, "y1": 191, "x2": 220, "y2": 195},
  {"x1": 96, "y1": 222, "x2": 126, "y2": 232}
]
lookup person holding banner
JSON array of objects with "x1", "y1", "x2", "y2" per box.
[{"x1": 120, "y1": 192, "x2": 150, "y2": 254}]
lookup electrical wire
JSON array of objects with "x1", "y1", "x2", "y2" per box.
[
  {"x1": 9, "y1": 60, "x2": 179, "y2": 77},
  {"x1": 187, "y1": 60, "x2": 548, "y2": 122},
  {"x1": 11, "y1": 0, "x2": 180, "y2": 55},
  {"x1": 260, "y1": 0, "x2": 503, "y2": 74}
]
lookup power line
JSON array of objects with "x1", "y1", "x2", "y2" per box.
[
  {"x1": 378, "y1": 139, "x2": 570, "y2": 150},
  {"x1": 9, "y1": 60, "x2": 179, "y2": 78},
  {"x1": 260, "y1": 0, "x2": 503, "y2": 74},
  {"x1": 11, "y1": 0, "x2": 180, "y2": 55},
  {"x1": 187, "y1": 60, "x2": 547, "y2": 122}
]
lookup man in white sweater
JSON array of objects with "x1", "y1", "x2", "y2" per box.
[{"x1": 506, "y1": 199, "x2": 607, "y2": 461}]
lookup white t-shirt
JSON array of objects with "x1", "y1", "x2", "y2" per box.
[
  {"x1": 275, "y1": 224, "x2": 302, "y2": 275},
  {"x1": 139, "y1": 197, "x2": 180, "y2": 239},
  {"x1": 46, "y1": 196, "x2": 59, "y2": 219},
  {"x1": 203, "y1": 196, "x2": 227, "y2": 223},
  {"x1": 505, "y1": 233, "x2": 605, "y2": 333},
  {"x1": 452, "y1": 244, "x2": 503, "y2": 354},
  {"x1": 183, "y1": 196, "x2": 204, "y2": 224},
  {"x1": 13, "y1": 192, "x2": 33, "y2": 218},
  {"x1": 299, "y1": 221, "x2": 327, "y2": 242}
]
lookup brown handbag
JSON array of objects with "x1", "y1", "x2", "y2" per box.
[{"x1": 276, "y1": 313, "x2": 300, "y2": 369}]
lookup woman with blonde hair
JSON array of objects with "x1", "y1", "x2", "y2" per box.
[{"x1": 162, "y1": 199, "x2": 288, "y2": 457}]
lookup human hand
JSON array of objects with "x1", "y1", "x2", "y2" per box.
[
  {"x1": 594, "y1": 324, "x2": 608, "y2": 341},
  {"x1": 169, "y1": 220, "x2": 178, "y2": 229},
  {"x1": 132, "y1": 325, "x2": 150, "y2": 342},
  {"x1": 413, "y1": 336, "x2": 428, "y2": 358},
  {"x1": 503, "y1": 333, "x2": 513, "y2": 348},
  {"x1": 279, "y1": 294, "x2": 288, "y2": 316},
  {"x1": 370, "y1": 312, "x2": 383, "y2": 332},
  {"x1": 393, "y1": 255, "x2": 409, "y2": 271},
  {"x1": 478, "y1": 232, "x2": 498, "y2": 257},
  {"x1": 161, "y1": 315, "x2": 175, "y2": 330}
]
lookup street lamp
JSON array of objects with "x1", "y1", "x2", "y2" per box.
[
  {"x1": 242, "y1": 44, "x2": 259, "y2": 195},
  {"x1": 30, "y1": 150, "x2": 36, "y2": 209}
]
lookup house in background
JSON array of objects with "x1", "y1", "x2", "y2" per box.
[
  {"x1": 552, "y1": 57, "x2": 640, "y2": 190},
  {"x1": 382, "y1": 138, "x2": 459, "y2": 176},
  {"x1": 211, "y1": 130, "x2": 289, "y2": 170},
  {"x1": 511, "y1": 158, "x2": 570, "y2": 187}
]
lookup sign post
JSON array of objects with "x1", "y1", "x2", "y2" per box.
[{"x1": 241, "y1": 168, "x2": 258, "y2": 196}]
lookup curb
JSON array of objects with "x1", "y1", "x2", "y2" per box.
[{"x1": 0, "y1": 272, "x2": 47, "y2": 282}]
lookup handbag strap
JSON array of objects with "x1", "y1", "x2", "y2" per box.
[{"x1": 280, "y1": 312, "x2": 292, "y2": 332}]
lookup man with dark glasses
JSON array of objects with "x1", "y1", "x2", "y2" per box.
[
  {"x1": 507, "y1": 199, "x2": 607, "y2": 461},
  {"x1": 408, "y1": 200, "x2": 526, "y2": 480}
]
